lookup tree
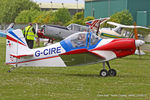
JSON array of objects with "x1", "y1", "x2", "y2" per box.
[
  {"x1": 15, "y1": 10, "x2": 40, "y2": 24},
  {"x1": 15, "y1": 10, "x2": 54, "y2": 24},
  {"x1": 0, "y1": 0, "x2": 39, "y2": 24},
  {"x1": 83, "y1": 16, "x2": 95, "y2": 25},
  {"x1": 33, "y1": 11, "x2": 54, "y2": 24},
  {"x1": 109, "y1": 10, "x2": 133, "y2": 25},
  {"x1": 66, "y1": 11, "x2": 84, "y2": 26},
  {"x1": 52, "y1": 8, "x2": 71, "y2": 25}
]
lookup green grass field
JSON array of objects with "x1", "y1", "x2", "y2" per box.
[{"x1": 0, "y1": 37, "x2": 150, "y2": 100}]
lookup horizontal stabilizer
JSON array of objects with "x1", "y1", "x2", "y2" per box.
[{"x1": 10, "y1": 53, "x2": 33, "y2": 59}]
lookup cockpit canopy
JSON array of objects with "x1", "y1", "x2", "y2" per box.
[{"x1": 61, "y1": 32, "x2": 101, "y2": 51}]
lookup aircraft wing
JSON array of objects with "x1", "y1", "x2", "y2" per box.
[
  {"x1": 0, "y1": 23, "x2": 14, "y2": 37},
  {"x1": 6, "y1": 23, "x2": 14, "y2": 31},
  {"x1": 107, "y1": 21, "x2": 149, "y2": 29},
  {"x1": 0, "y1": 32, "x2": 6, "y2": 37},
  {"x1": 89, "y1": 50, "x2": 116, "y2": 61}
]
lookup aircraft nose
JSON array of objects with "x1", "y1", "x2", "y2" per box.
[{"x1": 135, "y1": 40, "x2": 145, "y2": 47}]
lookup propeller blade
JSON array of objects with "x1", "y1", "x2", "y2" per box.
[
  {"x1": 35, "y1": 23, "x2": 40, "y2": 47},
  {"x1": 134, "y1": 22, "x2": 141, "y2": 56},
  {"x1": 96, "y1": 20, "x2": 101, "y2": 36},
  {"x1": 35, "y1": 23, "x2": 38, "y2": 34},
  {"x1": 134, "y1": 22, "x2": 138, "y2": 40}
]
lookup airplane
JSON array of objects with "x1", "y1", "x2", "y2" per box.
[
  {"x1": 6, "y1": 28, "x2": 145, "y2": 77},
  {"x1": 86, "y1": 19, "x2": 149, "y2": 39},
  {"x1": 99, "y1": 21, "x2": 150, "y2": 39},
  {"x1": 36, "y1": 19, "x2": 110, "y2": 46},
  {"x1": 0, "y1": 23, "x2": 14, "y2": 37},
  {"x1": 38, "y1": 23, "x2": 90, "y2": 40}
]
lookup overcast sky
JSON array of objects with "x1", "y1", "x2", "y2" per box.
[{"x1": 34, "y1": 0, "x2": 84, "y2": 4}]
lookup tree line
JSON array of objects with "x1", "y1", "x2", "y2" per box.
[{"x1": 0, "y1": 0, "x2": 134, "y2": 27}]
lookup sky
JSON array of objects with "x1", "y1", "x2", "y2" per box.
[{"x1": 34, "y1": 0, "x2": 84, "y2": 4}]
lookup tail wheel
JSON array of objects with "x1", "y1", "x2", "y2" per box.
[
  {"x1": 100, "y1": 69, "x2": 108, "y2": 77},
  {"x1": 108, "y1": 69, "x2": 117, "y2": 76}
]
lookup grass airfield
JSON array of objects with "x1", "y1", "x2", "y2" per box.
[{"x1": 0, "y1": 37, "x2": 150, "y2": 100}]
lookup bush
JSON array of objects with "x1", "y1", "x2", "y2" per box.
[{"x1": 109, "y1": 10, "x2": 133, "y2": 25}]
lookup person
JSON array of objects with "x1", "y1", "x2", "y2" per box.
[
  {"x1": 24, "y1": 23, "x2": 36, "y2": 49},
  {"x1": 75, "y1": 34, "x2": 86, "y2": 48}
]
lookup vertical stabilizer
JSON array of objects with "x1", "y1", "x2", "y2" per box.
[{"x1": 6, "y1": 29, "x2": 29, "y2": 65}]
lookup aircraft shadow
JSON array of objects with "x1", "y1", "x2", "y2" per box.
[
  {"x1": 123, "y1": 57, "x2": 150, "y2": 61},
  {"x1": 63, "y1": 73, "x2": 100, "y2": 78},
  {"x1": 12, "y1": 70, "x2": 101, "y2": 78},
  {"x1": 11, "y1": 69, "x2": 149, "y2": 78}
]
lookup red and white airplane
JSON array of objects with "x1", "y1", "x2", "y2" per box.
[{"x1": 6, "y1": 29, "x2": 144, "y2": 77}]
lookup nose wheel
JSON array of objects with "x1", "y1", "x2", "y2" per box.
[{"x1": 99, "y1": 61, "x2": 117, "y2": 77}]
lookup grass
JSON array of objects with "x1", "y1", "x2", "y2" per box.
[{"x1": 1, "y1": 37, "x2": 150, "y2": 100}]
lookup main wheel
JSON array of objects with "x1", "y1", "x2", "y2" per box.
[
  {"x1": 100, "y1": 69, "x2": 108, "y2": 77},
  {"x1": 108, "y1": 69, "x2": 117, "y2": 76}
]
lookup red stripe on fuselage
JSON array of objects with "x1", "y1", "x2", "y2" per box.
[
  {"x1": 61, "y1": 48, "x2": 88, "y2": 55},
  {"x1": 6, "y1": 56, "x2": 59, "y2": 64}
]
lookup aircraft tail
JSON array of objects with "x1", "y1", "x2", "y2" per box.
[
  {"x1": 6, "y1": 29, "x2": 29, "y2": 64},
  {"x1": 85, "y1": 17, "x2": 110, "y2": 29}
]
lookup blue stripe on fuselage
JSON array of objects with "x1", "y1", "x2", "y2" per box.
[{"x1": 9, "y1": 31, "x2": 25, "y2": 45}]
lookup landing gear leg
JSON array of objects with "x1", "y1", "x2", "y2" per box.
[
  {"x1": 99, "y1": 62, "x2": 108, "y2": 77},
  {"x1": 99, "y1": 61, "x2": 117, "y2": 77},
  {"x1": 106, "y1": 61, "x2": 117, "y2": 76}
]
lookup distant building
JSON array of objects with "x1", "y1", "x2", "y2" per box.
[
  {"x1": 84, "y1": 0, "x2": 150, "y2": 26},
  {"x1": 37, "y1": 2, "x2": 84, "y2": 16}
]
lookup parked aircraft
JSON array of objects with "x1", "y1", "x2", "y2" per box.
[
  {"x1": 38, "y1": 24, "x2": 90, "y2": 40},
  {"x1": 100, "y1": 21, "x2": 149, "y2": 38},
  {"x1": 86, "y1": 18, "x2": 149, "y2": 38},
  {"x1": 37, "y1": 19, "x2": 109, "y2": 45},
  {"x1": 0, "y1": 23, "x2": 14, "y2": 37},
  {"x1": 6, "y1": 29, "x2": 144, "y2": 77}
]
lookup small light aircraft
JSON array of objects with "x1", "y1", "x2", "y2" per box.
[
  {"x1": 38, "y1": 24, "x2": 90, "y2": 40},
  {"x1": 99, "y1": 21, "x2": 149, "y2": 39},
  {"x1": 0, "y1": 23, "x2": 14, "y2": 37},
  {"x1": 37, "y1": 19, "x2": 109, "y2": 45},
  {"x1": 6, "y1": 29, "x2": 144, "y2": 77},
  {"x1": 86, "y1": 19, "x2": 149, "y2": 39}
]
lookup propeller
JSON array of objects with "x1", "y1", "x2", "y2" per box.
[
  {"x1": 134, "y1": 22, "x2": 144, "y2": 56},
  {"x1": 96, "y1": 20, "x2": 101, "y2": 36},
  {"x1": 35, "y1": 23, "x2": 40, "y2": 47}
]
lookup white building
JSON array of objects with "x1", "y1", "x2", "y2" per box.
[{"x1": 37, "y1": 2, "x2": 84, "y2": 15}]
